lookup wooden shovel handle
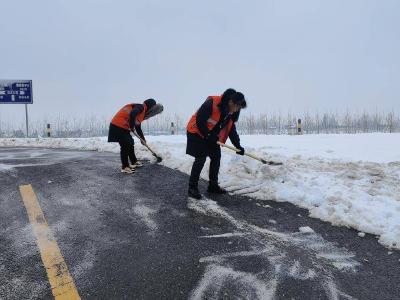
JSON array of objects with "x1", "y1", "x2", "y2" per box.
[
  {"x1": 132, "y1": 131, "x2": 157, "y2": 156},
  {"x1": 217, "y1": 141, "x2": 283, "y2": 165},
  {"x1": 217, "y1": 142, "x2": 265, "y2": 163}
]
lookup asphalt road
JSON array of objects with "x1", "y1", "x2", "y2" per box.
[{"x1": 0, "y1": 147, "x2": 399, "y2": 300}]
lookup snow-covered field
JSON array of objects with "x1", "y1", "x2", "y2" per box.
[{"x1": 1, "y1": 133, "x2": 400, "y2": 250}]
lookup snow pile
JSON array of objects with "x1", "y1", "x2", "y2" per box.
[
  {"x1": 0, "y1": 136, "x2": 119, "y2": 153},
  {"x1": 1, "y1": 133, "x2": 400, "y2": 249}
]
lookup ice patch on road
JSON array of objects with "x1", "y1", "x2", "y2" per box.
[
  {"x1": 288, "y1": 260, "x2": 316, "y2": 280},
  {"x1": 188, "y1": 197, "x2": 359, "y2": 300},
  {"x1": 190, "y1": 264, "x2": 278, "y2": 300},
  {"x1": 0, "y1": 148, "x2": 93, "y2": 172},
  {"x1": 199, "y1": 232, "x2": 247, "y2": 239},
  {"x1": 132, "y1": 204, "x2": 158, "y2": 232},
  {"x1": 299, "y1": 226, "x2": 315, "y2": 233},
  {"x1": 0, "y1": 163, "x2": 14, "y2": 171}
]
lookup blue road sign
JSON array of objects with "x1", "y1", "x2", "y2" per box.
[{"x1": 0, "y1": 80, "x2": 33, "y2": 104}]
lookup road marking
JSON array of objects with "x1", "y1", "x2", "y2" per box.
[{"x1": 19, "y1": 184, "x2": 81, "y2": 300}]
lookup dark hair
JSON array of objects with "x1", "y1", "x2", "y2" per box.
[
  {"x1": 221, "y1": 88, "x2": 236, "y2": 104},
  {"x1": 231, "y1": 92, "x2": 247, "y2": 108},
  {"x1": 144, "y1": 98, "x2": 156, "y2": 110}
]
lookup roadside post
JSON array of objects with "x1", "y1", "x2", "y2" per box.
[
  {"x1": 46, "y1": 124, "x2": 51, "y2": 137},
  {"x1": 297, "y1": 118, "x2": 302, "y2": 134},
  {"x1": 171, "y1": 122, "x2": 175, "y2": 135},
  {"x1": 0, "y1": 80, "x2": 33, "y2": 137}
]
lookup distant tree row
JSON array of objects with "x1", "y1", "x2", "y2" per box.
[
  {"x1": 236, "y1": 110, "x2": 400, "y2": 135},
  {"x1": 0, "y1": 111, "x2": 399, "y2": 138}
]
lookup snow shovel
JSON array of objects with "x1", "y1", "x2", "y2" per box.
[
  {"x1": 217, "y1": 141, "x2": 283, "y2": 166},
  {"x1": 132, "y1": 131, "x2": 163, "y2": 163}
]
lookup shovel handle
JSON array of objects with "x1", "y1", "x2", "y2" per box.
[
  {"x1": 217, "y1": 141, "x2": 282, "y2": 165},
  {"x1": 132, "y1": 131, "x2": 158, "y2": 156}
]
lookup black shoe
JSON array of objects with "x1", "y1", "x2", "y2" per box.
[
  {"x1": 188, "y1": 187, "x2": 202, "y2": 199},
  {"x1": 207, "y1": 184, "x2": 227, "y2": 194}
]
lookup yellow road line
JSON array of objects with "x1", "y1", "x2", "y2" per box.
[{"x1": 19, "y1": 184, "x2": 81, "y2": 300}]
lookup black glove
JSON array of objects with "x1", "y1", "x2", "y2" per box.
[
  {"x1": 236, "y1": 146, "x2": 245, "y2": 155},
  {"x1": 205, "y1": 133, "x2": 219, "y2": 146}
]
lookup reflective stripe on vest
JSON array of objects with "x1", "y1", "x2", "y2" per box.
[{"x1": 207, "y1": 118, "x2": 218, "y2": 125}]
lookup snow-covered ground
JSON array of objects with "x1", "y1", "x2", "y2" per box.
[{"x1": 1, "y1": 133, "x2": 400, "y2": 250}]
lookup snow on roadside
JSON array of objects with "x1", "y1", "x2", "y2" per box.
[{"x1": 1, "y1": 133, "x2": 400, "y2": 250}]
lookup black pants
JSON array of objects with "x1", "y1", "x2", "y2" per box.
[
  {"x1": 189, "y1": 147, "x2": 221, "y2": 189},
  {"x1": 119, "y1": 141, "x2": 137, "y2": 168},
  {"x1": 108, "y1": 123, "x2": 139, "y2": 169}
]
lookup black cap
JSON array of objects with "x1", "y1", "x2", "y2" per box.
[
  {"x1": 144, "y1": 98, "x2": 156, "y2": 110},
  {"x1": 221, "y1": 88, "x2": 237, "y2": 103},
  {"x1": 231, "y1": 92, "x2": 247, "y2": 108}
]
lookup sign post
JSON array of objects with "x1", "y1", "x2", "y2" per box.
[
  {"x1": 25, "y1": 104, "x2": 29, "y2": 137},
  {"x1": 0, "y1": 80, "x2": 33, "y2": 137}
]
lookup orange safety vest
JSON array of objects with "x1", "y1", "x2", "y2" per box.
[
  {"x1": 111, "y1": 103, "x2": 147, "y2": 130},
  {"x1": 187, "y1": 96, "x2": 234, "y2": 143}
]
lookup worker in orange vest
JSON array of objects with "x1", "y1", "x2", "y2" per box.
[
  {"x1": 186, "y1": 89, "x2": 247, "y2": 199},
  {"x1": 108, "y1": 99, "x2": 162, "y2": 174}
]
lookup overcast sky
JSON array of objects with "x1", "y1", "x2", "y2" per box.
[{"x1": 1, "y1": 0, "x2": 399, "y2": 123}]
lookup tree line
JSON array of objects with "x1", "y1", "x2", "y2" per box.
[
  {"x1": 237, "y1": 110, "x2": 400, "y2": 135},
  {"x1": 0, "y1": 110, "x2": 399, "y2": 138}
]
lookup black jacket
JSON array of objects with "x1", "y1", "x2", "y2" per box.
[
  {"x1": 129, "y1": 104, "x2": 145, "y2": 140},
  {"x1": 186, "y1": 98, "x2": 242, "y2": 157}
]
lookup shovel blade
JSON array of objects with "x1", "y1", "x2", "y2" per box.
[{"x1": 153, "y1": 153, "x2": 163, "y2": 163}]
